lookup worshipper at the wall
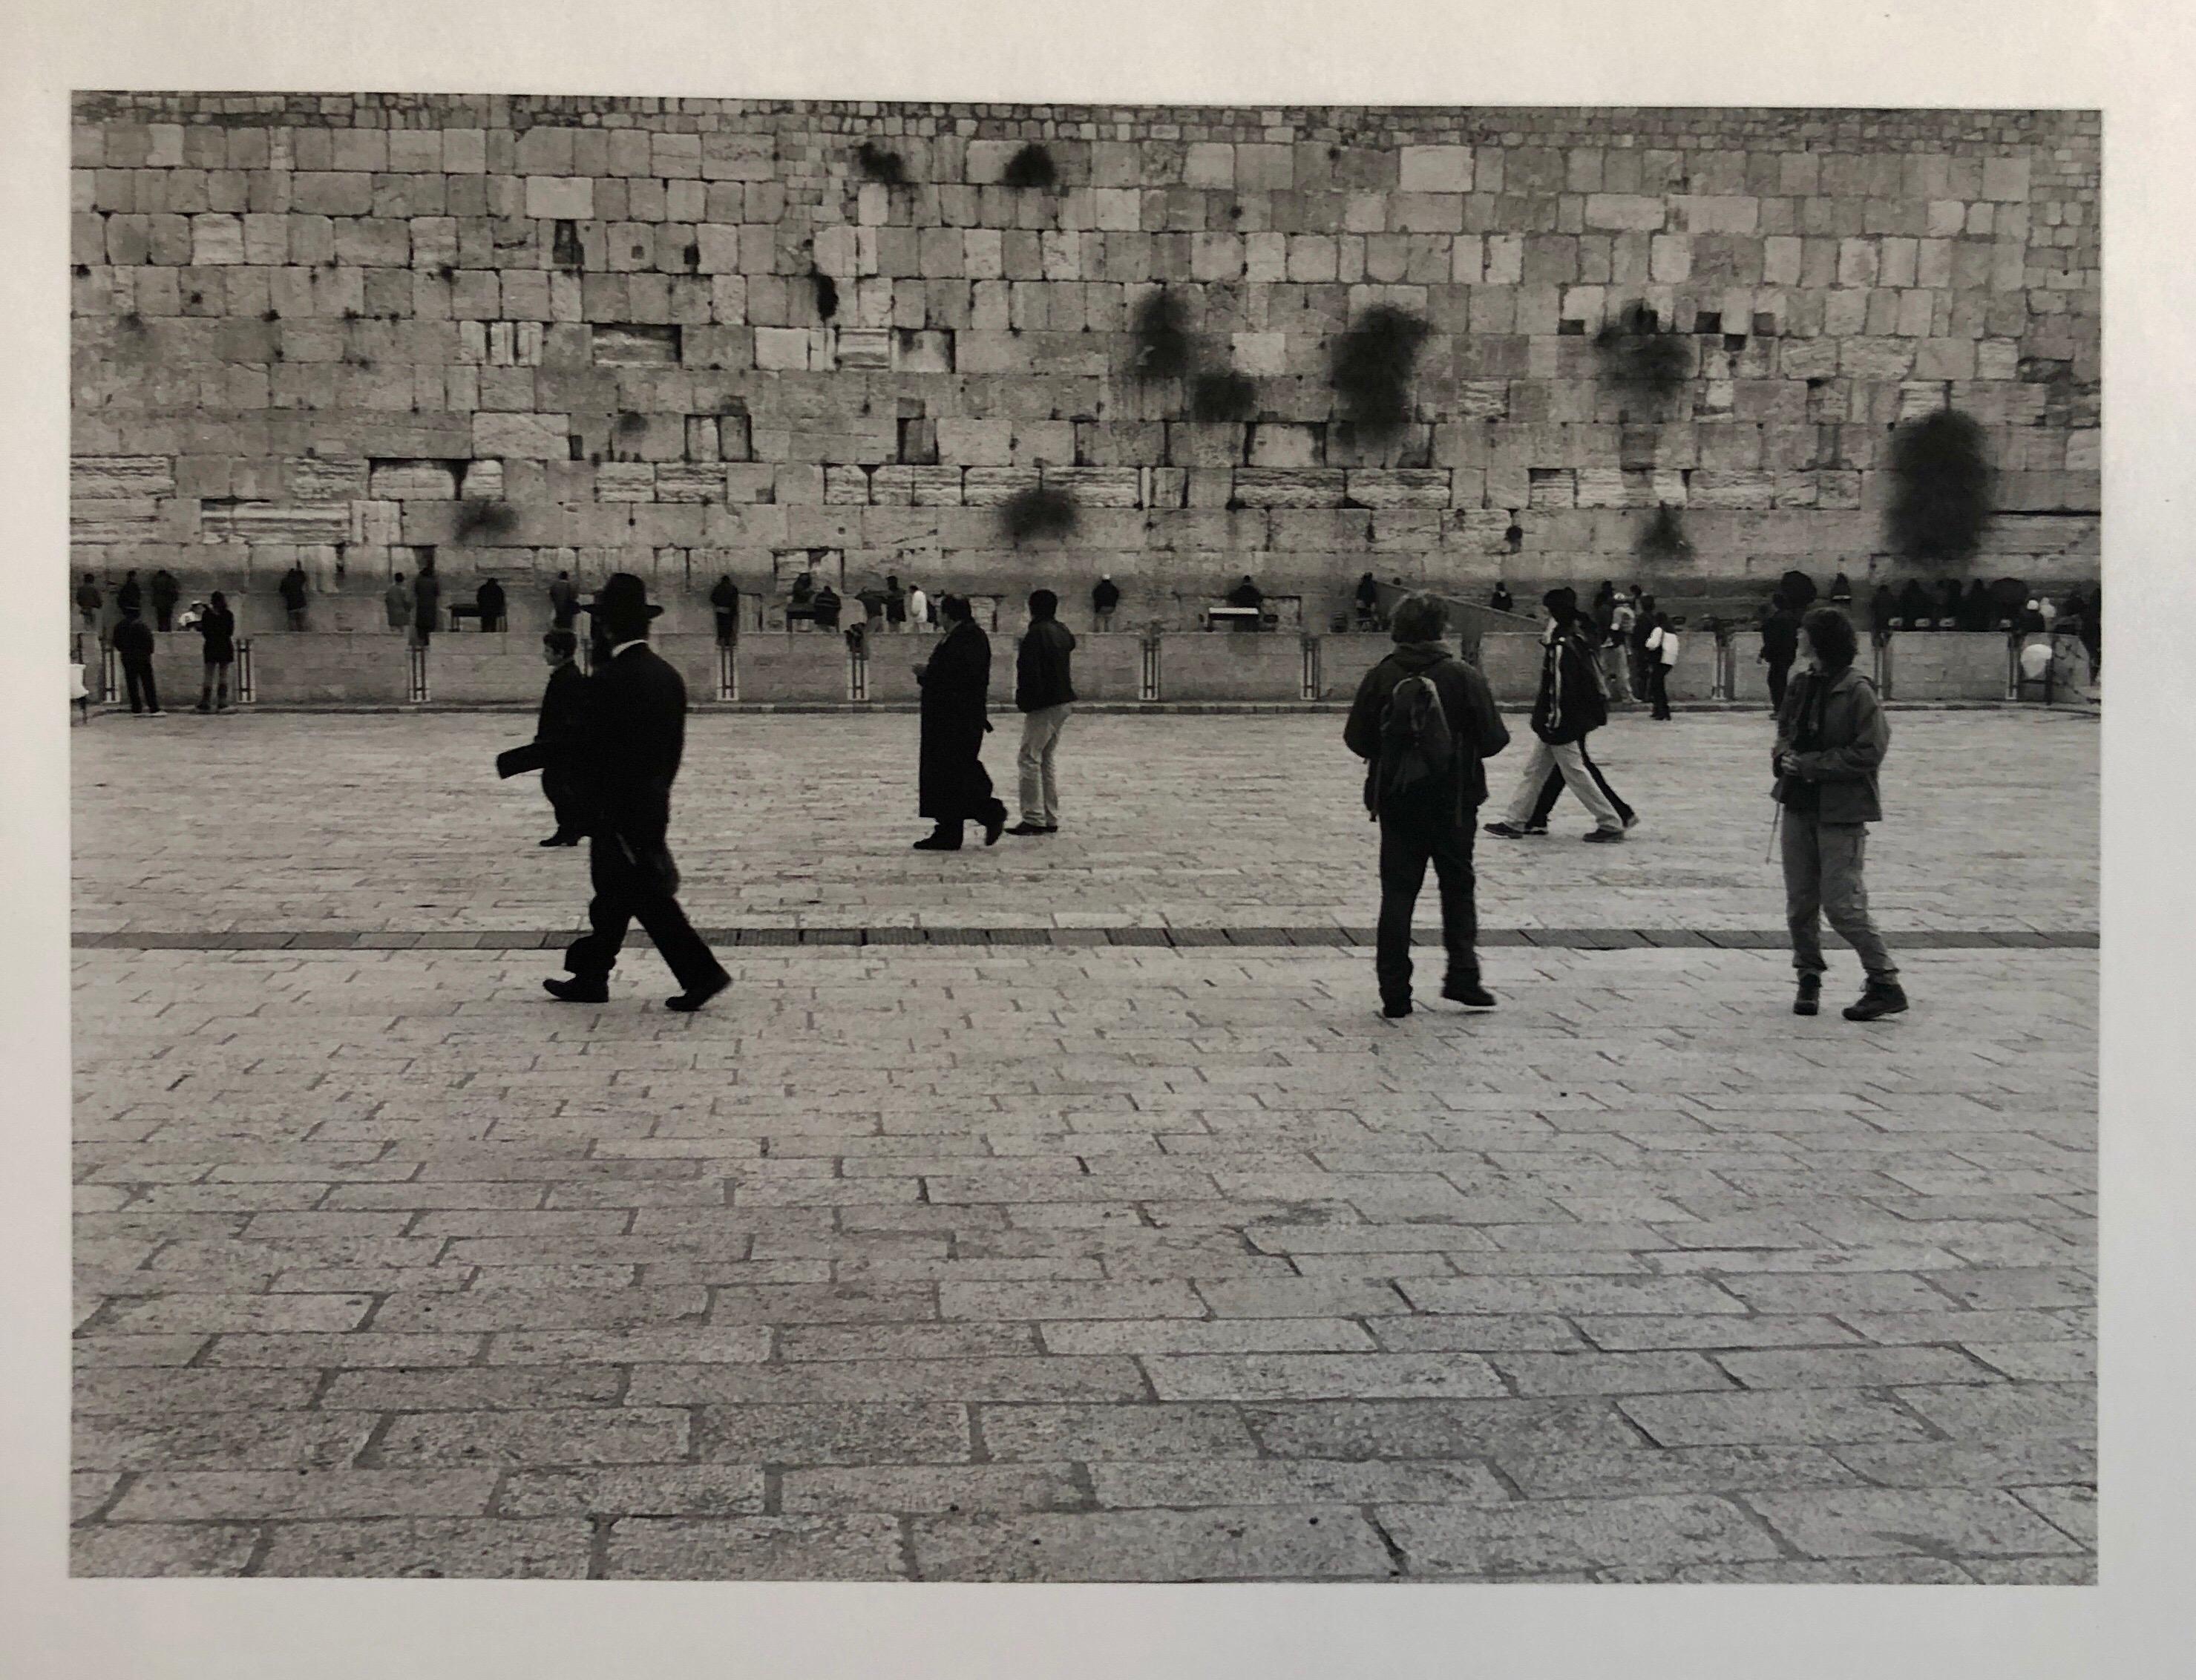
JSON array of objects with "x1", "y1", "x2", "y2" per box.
[
  {"x1": 1343, "y1": 592, "x2": 1510, "y2": 1020},
  {"x1": 1354, "y1": 571, "x2": 1381, "y2": 629},
  {"x1": 76, "y1": 572, "x2": 102, "y2": 632},
  {"x1": 549, "y1": 570, "x2": 580, "y2": 629},
  {"x1": 541, "y1": 574, "x2": 730, "y2": 1014},
  {"x1": 911, "y1": 593, "x2": 1009, "y2": 851},
  {"x1": 150, "y1": 568, "x2": 179, "y2": 631},
  {"x1": 1091, "y1": 573, "x2": 1121, "y2": 631},
  {"x1": 1774, "y1": 607, "x2": 1904, "y2": 1023},
  {"x1": 1489, "y1": 580, "x2": 1514, "y2": 614},
  {"x1": 476, "y1": 576, "x2": 507, "y2": 633},
  {"x1": 280, "y1": 563, "x2": 310, "y2": 630},
  {"x1": 111, "y1": 602, "x2": 163, "y2": 717},
  {"x1": 1867, "y1": 582, "x2": 1898, "y2": 645},
  {"x1": 1897, "y1": 580, "x2": 1933, "y2": 629},
  {"x1": 1225, "y1": 574, "x2": 1264, "y2": 630},
  {"x1": 385, "y1": 571, "x2": 413, "y2": 634},
  {"x1": 709, "y1": 574, "x2": 741, "y2": 645},
  {"x1": 412, "y1": 557, "x2": 441, "y2": 646}
]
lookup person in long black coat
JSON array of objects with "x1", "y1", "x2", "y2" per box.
[
  {"x1": 913, "y1": 594, "x2": 1008, "y2": 850},
  {"x1": 533, "y1": 629, "x2": 589, "y2": 845},
  {"x1": 543, "y1": 574, "x2": 730, "y2": 1013}
]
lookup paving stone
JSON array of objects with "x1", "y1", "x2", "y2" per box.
[
  {"x1": 1746, "y1": 1487, "x2": 2089, "y2": 1559},
  {"x1": 1245, "y1": 1399, "x2": 1637, "y2": 1460},
  {"x1": 1379, "y1": 1494, "x2": 1782, "y2": 1578},
  {"x1": 1831, "y1": 1440, "x2": 2097, "y2": 1489},
  {"x1": 1497, "y1": 1445, "x2": 1864, "y2": 1499},
  {"x1": 606, "y1": 1515, "x2": 907, "y2": 1579},
  {"x1": 110, "y1": 1470, "x2": 499, "y2": 1521},
  {"x1": 72, "y1": 1523, "x2": 261, "y2": 1577},
  {"x1": 1041, "y1": 1319, "x2": 1375, "y2": 1356},
  {"x1": 908, "y1": 1507, "x2": 1394, "y2": 1581},
  {"x1": 1090, "y1": 1458, "x2": 1511, "y2": 1509},
  {"x1": 369, "y1": 1408, "x2": 689, "y2": 1467},
  {"x1": 75, "y1": 1413, "x2": 376, "y2": 1473},
  {"x1": 977, "y1": 1402, "x2": 1259, "y2": 1462},
  {"x1": 496, "y1": 1466, "x2": 767, "y2": 1518},
  {"x1": 255, "y1": 1517, "x2": 593, "y2": 1578},
  {"x1": 1891, "y1": 1382, "x2": 2094, "y2": 1440},
  {"x1": 1492, "y1": 1351, "x2": 1737, "y2": 1397},
  {"x1": 1141, "y1": 1352, "x2": 1504, "y2": 1401},
  {"x1": 1712, "y1": 1345, "x2": 2000, "y2": 1389},
  {"x1": 692, "y1": 1403, "x2": 972, "y2": 1466},
  {"x1": 1572, "y1": 1314, "x2": 1861, "y2": 1351},
  {"x1": 1618, "y1": 1389, "x2": 1935, "y2": 1448},
  {"x1": 629, "y1": 1356, "x2": 1146, "y2": 1405},
  {"x1": 780, "y1": 1464, "x2": 1086, "y2": 1515}
]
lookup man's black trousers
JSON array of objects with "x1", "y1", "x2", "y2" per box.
[
  {"x1": 1766, "y1": 658, "x2": 1792, "y2": 711},
  {"x1": 563, "y1": 830, "x2": 726, "y2": 994},
  {"x1": 1375, "y1": 808, "x2": 1479, "y2": 1003},
  {"x1": 121, "y1": 654, "x2": 158, "y2": 713}
]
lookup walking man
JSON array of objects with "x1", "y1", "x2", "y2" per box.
[
  {"x1": 1345, "y1": 593, "x2": 1510, "y2": 1018},
  {"x1": 544, "y1": 574, "x2": 731, "y2": 1013},
  {"x1": 1775, "y1": 607, "x2": 1906, "y2": 1022},
  {"x1": 111, "y1": 601, "x2": 163, "y2": 716},
  {"x1": 1487, "y1": 588, "x2": 1633, "y2": 843},
  {"x1": 1759, "y1": 591, "x2": 1800, "y2": 711},
  {"x1": 911, "y1": 594, "x2": 1009, "y2": 850},
  {"x1": 1091, "y1": 573, "x2": 1120, "y2": 631},
  {"x1": 1008, "y1": 588, "x2": 1076, "y2": 837}
]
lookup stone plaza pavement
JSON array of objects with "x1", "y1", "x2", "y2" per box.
[{"x1": 69, "y1": 709, "x2": 2097, "y2": 1581}]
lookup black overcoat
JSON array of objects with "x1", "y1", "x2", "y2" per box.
[
  {"x1": 536, "y1": 660, "x2": 591, "y2": 824},
  {"x1": 917, "y1": 619, "x2": 997, "y2": 821},
  {"x1": 580, "y1": 643, "x2": 687, "y2": 849}
]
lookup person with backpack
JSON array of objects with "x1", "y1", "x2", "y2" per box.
[
  {"x1": 1344, "y1": 592, "x2": 1510, "y2": 1019},
  {"x1": 1775, "y1": 607, "x2": 1905, "y2": 1023},
  {"x1": 1645, "y1": 611, "x2": 1679, "y2": 721},
  {"x1": 1487, "y1": 587, "x2": 1633, "y2": 843}
]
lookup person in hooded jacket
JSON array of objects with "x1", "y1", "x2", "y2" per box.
[
  {"x1": 1007, "y1": 589, "x2": 1077, "y2": 837},
  {"x1": 1774, "y1": 607, "x2": 1906, "y2": 1023},
  {"x1": 1487, "y1": 588, "x2": 1633, "y2": 841},
  {"x1": 911, "y1": 594, "x2": 1009, "y2": 850},
  {"x1": 193, "y1": 591, "x2": 237, "y2": 712},
  {"x1": 1345, "y1": 593, "x2": 1510, "y2": 1017}
]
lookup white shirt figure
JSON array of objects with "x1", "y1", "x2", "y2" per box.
[
  {"x1": 905, "y1": 585, "x2": 929, "y2": 631},
  {"x1": 1649, "y1": 624, "x2": 1681, "y2": 666}
]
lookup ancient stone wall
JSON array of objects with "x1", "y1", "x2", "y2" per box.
[{"x1": 69, "y1": 94, "x2": 2100, "y2": 629}]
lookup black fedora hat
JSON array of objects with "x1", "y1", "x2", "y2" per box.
[{"x1": 580, "y1": 572, "x2": 663, "y2": 624}]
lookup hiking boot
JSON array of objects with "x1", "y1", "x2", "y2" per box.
[
  {"x1": 1843, "y1": 979, "x2": 1910, "y2": 1023},
  {"x1": 543, "y1": 976, "x2": 609, "y2": 1004},
  {"x1": 1794, "y1": 973, "x2": 1821, "y2": 1017},
  {"x1": 1484, "y1": 821, "x2": 1536, "y2": 839},
  {"x1": 1441, "y1": 979, "x2": 1498, "y2": 1009},
  {"x1": 1582, "y1": 827, "x2": 1625, "y2": 843}
]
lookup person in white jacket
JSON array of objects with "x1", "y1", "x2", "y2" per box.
[
  {"x1": 904, "y1": 582, "x2": 930, "y2": 633},
  {"x1": 1645, "y1": 613, "x2": 1679, "y2": 720}
]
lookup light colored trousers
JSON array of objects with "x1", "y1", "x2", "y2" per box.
[
  {"x1": 1017, "y1": 703, "x2": 1073, "y2": 827},
  {"x1": 1781, "y1": 810, "x2": 1898, "y2": 979},
  {"x1": 1502, "y1": 738, "x2": 1622, "y2": 831}
]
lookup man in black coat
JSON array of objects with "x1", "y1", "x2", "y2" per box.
[
  {"x1": 111, "y1": 603, "x2": 163, "y2": 715},
  {"x1": 280, "y1": 563, "x2": 309, "y2": 629},
  {"x1": 543, "y1": 573, "x2": 730, "y2": 1013},
  {"x1": 150, "y1": 568, "x2": 180, "y2": 631},
  {"x1": 1758, "y1": 593, "x2": 1802, "y2": 711},
  {"x1": 1346, "y1": 593, "x2": 1510, "y2": 1017},
  {"x1": 912, "y1": 594, "x2": 1008, "y2": 850},
  {"x1": 530, "y1": 628, "x2": 590, "y2": 846}
]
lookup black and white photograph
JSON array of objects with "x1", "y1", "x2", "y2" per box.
[{"x1": 5, "y1": 2, "x2": 2190, "y2": 1676}]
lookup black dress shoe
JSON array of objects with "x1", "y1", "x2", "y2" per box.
[
  {"x1": 543, "y1": 976, "x2": 608, "y2": 1003},
  {"x1": 665, "y1": 970, "x2": 730, "y2": 1013},
  {"x1": 911, "y1": 827, "x2": 962, "y2": 851},
  {"x1": 1441, "y1": 980, "x2": 1498, "y2": 1009},
  {"x1": 539, "y1": 833, "x2": 581, "y2": 847},
  {"x1": 983, "y1": 807, "x2": 1007, "y2": 846},
  {"x1": 1380, "y1": 995, "x2": 1412, "y2": 1019}
]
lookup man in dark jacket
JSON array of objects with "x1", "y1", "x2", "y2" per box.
[
  {"x1": 544, "y1": 573, "x2": 730, "y2": 1013},
  {"x1": 117, "y1": 570, "x2": 142, "y2": 620},
  {"x1": 709, "y1": 574, "x2": 741, "y2": 644},
  {"x1": 531, "y1": 629, "x2": 589, "y2": 846},
  {"x1": 111, "y1": 603, "x2": 163, "y2": 715},
  {"x1": 75, "y1": 573, "x2": 102, "y2": 633},
  {"x1": 1775, "y1": 607, "x2": 1903, "y2": 1022},
  {"x1": 1225, "y1": 574, "x2": 1264, "y2": 630},
  {"x1": 911, "y1": 594, "x2": 1008, "y2": 850},
  {"x1": 476, "y1": 575, "x2": 506, "y2": 632},
  {"x1": 150, "y1": 568, "x2": 180, "y2": 631},
  {"x1": 1007, "y1": 589, "x2": 1077, "y2": 836},
  {"x1": 1758, "y1": 593, "x2": 1802, "y2": 711},
  {"x1": 1346, "y1": 593, "x2": 1510, "y2": 1017},
  {"x1": 1092, "y1": 574, "x2": 1121, "y2": 631},
  {"x1": 279, "y1": 563, "x2": 309, "y2": 629},
  {"x1": 413, "y1": 558, "x2": 441, "y2": 646},
  {"x1": 1487, "y1": 588, "x2": 1632, "y2": 841},
  {"x1": 549, "y1": 570, "x2": 580, "y2": 629}
]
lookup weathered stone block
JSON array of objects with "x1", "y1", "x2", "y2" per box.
[
  {"x1": 1399, "y1": 146, "x2": 1473, "y2": 194},
  {"x1": 198, "y1": 502, "x2": 352, "y2": 544},
  {"x1": 473, "y1": 412, "x2": 571, "y2": 459},
  {"x1": 1232, "y1": 468, "x2": 1346, "y2": 508}
]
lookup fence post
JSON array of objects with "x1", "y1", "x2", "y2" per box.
[
  {"x1": 2005, "y1": 632, "x2": 2020, "y2": 702},
  {"x1": 407, "y1": 642, "x2": 429, "y2": 703},
  {"x1": 1140, "y1": 629, "x2": 1161, "y2": 703},
  {"x1": 848, "y1": 634, "x2": 868, "y2": 703},
  {"x1": 236, "y1": 637, "x2": 255, "y2": 703},
  {"x1": 718, "y1": 640, "x2": 736, "y2": 703},
  {"x1": 100, "y1": 636, "x2": 119, "y2": 703},
  {"x1": 1875, "y1": 634, "x2": 1894, "y2": 700},
  {"x1": 1300, "y1": 632, "x2": 1320, "y2": 701}
]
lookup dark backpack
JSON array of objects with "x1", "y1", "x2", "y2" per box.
[{"x1": 1375, "y1": 666, "x2": 1457, "y2": 818}]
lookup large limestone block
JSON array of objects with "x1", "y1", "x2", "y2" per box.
[{"x1": 473, "y1": 412, "x2": 571, "y2": 459}]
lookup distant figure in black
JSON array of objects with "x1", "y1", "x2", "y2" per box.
[
  {"x1": 280, "y1": 563, "x2": 309, "y2": 629},
  {"x1": 1226, "y1": 574, "x2": 1263, "y2": 630},
  {"x1": 476, "y1": 576, "x2": 506, "y2": 632},
  {"x1": 532, "y1": 629, "x2": 589, "y2": 847},
  {"x1": 1354, "y1": 571, "x2": 1381, "y2": 630},
  {"x1": 111, "y1": 603, "x2": 163, "y2": 716},
  {"x1": 117, "y1": 569, "x2": 142, "y2": 620},
  {"x1": 413, "y1": 557, "x2": 441, "y2": 646},
  {"x1": 193, "y1": 591, "x2": 237, "y2": 712},
  {"x1": 1829, "y1": 571, "x2": 1854, "y2": 607},
  {"x1": 150, "y1": 568, "x2": 179, "y2": 631},
  {"x1": 75, "y1": 572, "x2": 102, "y2": 633},
  {"x1": 912, "y1": 594, "x2": 1008, "y2": 851},
  {"x1": 1092, "y1": 573, "x2": 1121, "y2": 631},
  {"x1": 710, "y1": 574, "x2": 741, "y2": 644},
  {"x1": 1489, "y1": 580, "x2": 1514, "y2": 615},
  {"x1": 548, "y1": 570, "x2": 580, "y2": 630},
  {"x1": 813, "y1": 583, "x2": 842, "y2": 631},
  {"x1": 1759, "y1": 592, "x2": 1802, "y2": 711},
  {"x1": 543, "y1": 573, "x2": 730, "y2": 1014}
]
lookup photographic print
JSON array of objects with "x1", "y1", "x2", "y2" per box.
[{"x1": 65, "y1": 90, "x2": 2097, "y2": 1584}]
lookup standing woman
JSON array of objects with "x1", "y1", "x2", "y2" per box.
[
  {"x1": 1774, "y1": 608, "x2": 1905, "y2": 1022},
  {"x1": 194, "y1": 589, "x2": 237, "y2": 712},
  {"x1": 1644, "y1": 611, "x2": 1678, "y2": 721},
  {"x1": 911, "y1": 594, "x2": 1008, "y2": 851}
]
